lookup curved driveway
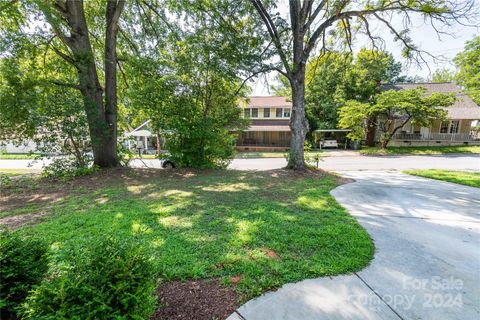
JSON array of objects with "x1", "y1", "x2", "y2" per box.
[{"x1": 228, "y1": 171, "x2": 480, "y2": 320}]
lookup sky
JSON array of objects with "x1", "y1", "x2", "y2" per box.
[{"x1": 251, "y1": 3, "x2": 480, "y2": 96}]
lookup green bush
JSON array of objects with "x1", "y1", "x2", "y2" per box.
[
  {"x1": 23, "y1": 237, "x2": 157, "y2": 320},
  {"x1": 42, "y1": 157, "x2": 99, "y2": 180},
  {"x1": 0, "y1": 232, "x2": 49, "y2": 320},
  {"x1": 0, "y1": 174, "x2": 12, "y2": 187}
]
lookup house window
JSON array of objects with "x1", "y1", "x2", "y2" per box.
[
  {"x1": 263, "y1": 108, "x2": 270, "y2": 118},
  {"x1": 449, "y1": 120, "x2": 459, "y2": 134},
  {"x1": 251, "y1": 108, "x2": 258, "y2": 118},
  {"x1": 440, "y1": 121, "x2": 449, "y2": 133},
  {"x1": 276, "y1": 108, "x2": 282, "y2": 117},
  {"x1": 244, "y1": 108, "x2": 251, "y2": 118},
  {"x1": 283, "y1": 108, "x2": 291, "y2": 118}
]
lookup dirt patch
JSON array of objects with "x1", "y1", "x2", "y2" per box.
[
  {"x1": 262, "y1": 248, "x2": 278, "y2": 259},
  {"x1": 334, "y1": 175, "x2": 355, "y2": 185},
  {"x1": 152, "y1": 278, "x2": 239, "y2": 320},
  {"x1": 0, "y1": 212, "x2": 50, "y2": 230}
]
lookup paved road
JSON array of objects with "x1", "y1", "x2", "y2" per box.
[
  {"x1": 229, "y1": 154, "x2": 480, "y2": 171},
  {"x1": 2, "y1": 154, "x2": 479, "y2": 172},
  {"x1": 228, "y1": 172, "x2": 480, "y2": 320}
]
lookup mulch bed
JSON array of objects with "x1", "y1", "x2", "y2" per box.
[{"x1": 152, "y1": 278, "x2": 240, "y2": 320}]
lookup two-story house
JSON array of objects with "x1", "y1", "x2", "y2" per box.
[{"x1": 236, "y1": 96, "x2": 292, "y2": 151}]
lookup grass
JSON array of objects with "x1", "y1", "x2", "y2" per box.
[
  {"x1": 3, "y1": 169, "x2": 373, "y2": 300},
  {"x1": 235, "y1": 150, "x2": 324, "y2": 159},
  {"x1": 360, "y1": 145, "x2": 480, "y2": 155},
  {"x1": 0, "y1": 152, "x2": 44, "y2": 159},
  {"x1": 404, "y1": 169, "x2": 480, "y2": 188},
  {"x1": 0, "y1": 168, "x2": 41, "y2": 177}
]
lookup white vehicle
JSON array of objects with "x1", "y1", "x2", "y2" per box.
[{"x1": 320, "y1": 139, "x2": 339, "y2": 148}]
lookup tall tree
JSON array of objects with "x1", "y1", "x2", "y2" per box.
[
  {"x1": 431, "y1": 68, "x2": 456, "y2": 82},
  {"x1": 304, "y1": 52, "x2": 351, "y2": 132},
  {"x1": 126, "y1": 0, "x2": 262, "y2": 168},
  {"x1": 344, "y1": 49, "x2": 403, "y2": 146},
  {"x1": 44, "y1": 0, "x2": 125, "y2": 167},
  {"x1": 1, "y1": 0, "x2": 125, "y2": 167},
  {"x1": 248, "y1": 0, "x2": 476, "y2": 169},
  {"x1": 455, "y1": 36, "x2": 480, "y2": 104}
]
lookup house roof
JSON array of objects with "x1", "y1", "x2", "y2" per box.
[
  {"x1": 382, "y1": 82, "x2": 480, "y2": 120},
  {"x1": 247, "y1": 96, "x2": 292, "y2": 107},
  {"x1": 125, "y1": 129, "x2": 152, "y2": 137}
]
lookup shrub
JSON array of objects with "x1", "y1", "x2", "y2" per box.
[
  {"x1": 117, "y1": 142, "x2": 135, "y2": 167},
  {"x1": 0, "y1": 174, "x2": 12, "y2": 187},
  {"x1": 0, "y1": 232, "x2": 49, "y2": 319},
  {"x1": 23, "y1": 237, "x2": 157, "y2": 320},
  {"x1": 42, "y1": 156, "x2": 98, "y2": 180}
]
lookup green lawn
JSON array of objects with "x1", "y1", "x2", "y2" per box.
[
  {"x1": 360, "y1": 145, "x2": 480, "y2": 156},
  {"x1": 0, "y1": 168, "x2": 41, "y2": 177},
  {"x1": 235, "y1": 150, "x2": 324, "y2": 159},
  {"x1": 3, "y1": 169, "x2": 373, "y2": 300},
  {"x1": 0, "y1": 153, "x2": 44, "y2": 159},
  {"x1": 405, "y1": 169, "x2": 480, "y2": 188}
]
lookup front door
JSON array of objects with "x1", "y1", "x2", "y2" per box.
[{"x1": 420, "y1": 127, "x2": 430, "y2": 139}]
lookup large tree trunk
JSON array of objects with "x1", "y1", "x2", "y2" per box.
[
  {"x1": 48, "y1": 0, "x2": 122, "y2": 167},
  {"x1": 70, "y1": 4, "x2": 117, "y2": 167},
  {"x1": 102, "y1": 0, "x2": 124, "y2": 167},
  {"x1": 365, "y1": 116, "x2": 376, "y2": 147},
  {"x1": 287, "y1": 3, "x2": 308, "y2": 170},
  {"x1": 288, "y1": 68, "x2": 309, "y2": 170}
]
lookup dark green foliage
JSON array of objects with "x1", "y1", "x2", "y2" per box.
[
  {"x1": 273, "y1": 49, "x2": 405, "y2": 135},
  {"x1": 0, "y1": 232, "x2": 48, "y2": 319},
  {"x1": 42, "y1": 157, "x2": 99, "y2": 180},
  {"x1": 127, "y1": 4, "x2": 253, "y2": 168},
  {"x1": 23, "y1": 237, "x2": 157, "y2": 320},
  {"x1": 0, "y1": 56, "x2": 91, "y2": 166}
]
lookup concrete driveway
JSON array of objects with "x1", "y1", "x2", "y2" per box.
[{"x1": 228, "y1": 171, "x2": 480, "y2": 320}]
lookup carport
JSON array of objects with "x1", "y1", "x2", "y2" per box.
[{"x1": 313, "y1": 129, "x2": 352, "y2": 149}]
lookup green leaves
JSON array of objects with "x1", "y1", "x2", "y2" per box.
[
  {"x1": 338, "y1": 100, "x2": 370, "y2": 142},
  {"x1": 303, "y1": 49, "x2": 403, "y2": 133},
  {"x1": 339, "y1": 87, "x2": 454, "y2": 147},
  {"x1": 455, "y1": 36, "x2": 480, "y2": 105}
]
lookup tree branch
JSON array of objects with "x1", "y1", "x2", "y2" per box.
[
  {"x1": 49, "y1": 79, "x2": 82, "y2": 90},
  {"x1": 249, "y1": 0, "x2": 292, "y2": 76}
]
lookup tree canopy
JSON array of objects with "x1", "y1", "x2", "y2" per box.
[
  {"x1": 247, "y1": 0, "x2": 476, "y2": 169},
  {"x1": 338, "y1": 87, "x2": 455, "y2": 148},
  {"x1": 274, "y1": 49, "x2": 405, "y2": 134},
  {"x1": 455, "y1": 36, "x2": 480, "y2": 105},
  {"x1": 0, "y1": 0, "x2": 478, "y2": 170}
]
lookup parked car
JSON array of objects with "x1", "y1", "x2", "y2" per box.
[
  {"x1": 320, "y1": 139, "x2": 339, "y2": 148},
  {"x1": 158, "y1": 151, "x2": 175, "y2": 169},
  {"x1": 161, "y1": 158, "x2": 175, "y2": 169}
]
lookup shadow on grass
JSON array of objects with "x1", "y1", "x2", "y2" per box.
[{"x1": 14, "y1": 169, "x2": 374, "y2": 300}]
